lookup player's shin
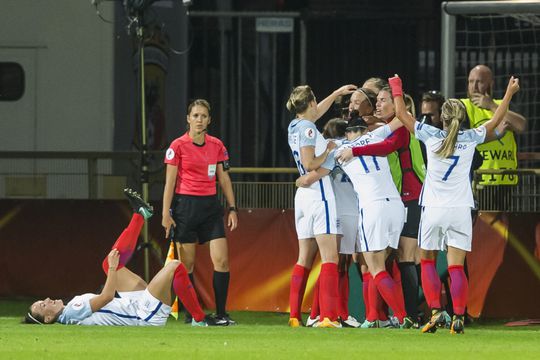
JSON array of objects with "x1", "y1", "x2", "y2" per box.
[
  {"x1": 102, "y1": 214, "x2": 144, "y2": 274},
  {"x1": 173, "y1": 263, "x2": 206, "y2": 322}
]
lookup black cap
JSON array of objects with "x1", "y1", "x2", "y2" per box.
[{"x1": 347, "y1": 116, "x2": 368, "y2": 131}]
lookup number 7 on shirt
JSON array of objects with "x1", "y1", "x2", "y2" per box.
[{"x1": 442, "y1": 155, "x2": 460, "y2": 181}]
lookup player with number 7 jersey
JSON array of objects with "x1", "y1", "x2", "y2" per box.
[
  {"x1": 416, "y1": 123, "x2": 485, "y2": 208},
  {"x1": 389, "y1": 73, "x2": 519, "y2": 334}
]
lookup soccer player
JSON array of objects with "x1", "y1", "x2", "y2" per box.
[
  {"x1": 162, "y1": 99, "x2": 238, "y2": 326},
  {"x1": 286, "y1": 84, "x2": 356, "y2": 328},
  {"x1": 25, "y1": 189, "x2": 209, "y2": 326},
  {"x1": 295, "y1": 118, "x2": 362, "y2": 328},
  {"x1": 337, "y1": 85, "x2": 426, "y2": 325},
  {"x1": 335, "y1": 116, "x2": 414, "y2": 329},
  {"x1": 389, "y1": 74, "x2": 519, "y2": 334}
]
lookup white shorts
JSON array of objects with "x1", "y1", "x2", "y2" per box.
[
  {"x1": 358, "y1": 199, "x2": 404, "y2": 252},
  {"x1": 339, "y1": 214, "x2": 359, "y2": 254},
  {"x1": 134, "y1": 289, "x2": 172, "y2": 326},
  {"x1": 418, "y1": 206, "x2": 472, "y2": 252},
  {"x1": 294, "y1": 190, "x2": 339, "y2": 239}
]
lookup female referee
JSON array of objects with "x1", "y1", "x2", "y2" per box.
[
  {"x1": 389, "y1": 74, "x2": 519, "y2": 334},
  {"x1": 162, "y1": 99, "x2": 238, "y2": 326}
]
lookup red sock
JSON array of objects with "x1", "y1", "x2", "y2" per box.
[
  {"x1": 367, "y1": 274, "x2": 388, "y2": 321},
  {"x1": 173, "y1": 263, "x2": 205, "y2": 322},
  {"x1": 362, "y1": 273, "x2": 371, "y2": 320},
  {"x1": 102, "y1": 214, "x2": 144, "y2": 274},
  {"x1": 421, "y1": 259, "x2": 442, "y2": 309},
  {"x1": 374, "y1": 271, "x2": 407, "y2": 322},
  {"x1": 448, "y1": 265, "x2": 468, "y2": 315},
  {"x1": 367, "y1": 273, "x2": 382, "y2": 321},
  {"x1": 391, "y1": 260, "x2": 406, "y2": 312},
  {"x1": 289, "y1": 264, "x2": 309, "y2": 320},
  {"x1": 310, "y1": 276, "x2": 320, "y2": 319},
  {"x1": 338, "y1": 269, "x2": 349, "y2": 319},
  {"x1": 319, "y1": 262, "x2": 339, "y2": 321}
]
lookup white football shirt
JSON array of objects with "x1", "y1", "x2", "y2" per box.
[
  {"x1": 415, "y1": 121, "x2": 486, "y2": 208},
  {"x1": 335, "y1": 125, "x2": 400, "y2": 205},
  {"x1": 330, "y1": 139, "x2": 358, "y2": 216},
  {"x1": 288, "y1": 119, "x2": 335, "y2": 200}
]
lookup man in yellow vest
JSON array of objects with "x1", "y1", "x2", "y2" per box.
[{"x1": 460, "y1": 65, "x2": 527, "y2": 186}]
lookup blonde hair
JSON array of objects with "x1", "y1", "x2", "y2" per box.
[
  {"x1": 363, "y1": 77, "x2": 387, "y2": 93},
  {"x1": 403, "y1": 93, "x2": 416, "y2": 118},
  {"x1": 286, "y1": 85, "x2": 315, "y2": 114},
  {"x1": 435, "y1": 99, "x2": 467, "y2": 158}
]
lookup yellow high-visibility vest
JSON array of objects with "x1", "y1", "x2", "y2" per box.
[{"x1": 461, "y1": 98, "x2": 518, "y2": 185}]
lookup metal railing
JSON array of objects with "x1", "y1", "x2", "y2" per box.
[{"x1": 1, "y1": 151, "x2": 539, "y2": 212}]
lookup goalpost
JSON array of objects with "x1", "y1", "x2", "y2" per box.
[{"x1": 441, "y1": 0, "x2": 540, "y2": 157}]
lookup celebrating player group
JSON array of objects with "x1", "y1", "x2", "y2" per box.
[{"x1": 286, "y1": 74, "x2": 520, "y2": 333}]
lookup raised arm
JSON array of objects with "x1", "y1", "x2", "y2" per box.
[
  {"x1": 90, "y1": 249, "x2": 119, "y2": 312},
  {"x1": 483, "y1": 76, "x2": 520, "y2": 141},
  {"x1": 471, "y1": 86, "x2": 526, "y2": 133},
  {"x1": 314, "y1": 84, "x2": 357, "y2": 121},
  {"x1": 388, "y1": 75, "x2": 416, "y2": 134}
]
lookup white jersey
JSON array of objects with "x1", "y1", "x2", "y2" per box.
[
  {"x1": 416, "y1": 122, "x2": 486, "y2": 208},
  {"x1": 335, "y1": 125, "x2": 400, "y2": 205},
  {"x1": 288, "y1": 119, "x2": 335, "y2": 201},
  {"x1": 330, "y1": 139, "x2": 358, "y2": 216},
  {"x1": 57, "y1": 290, "x2": 171, "y2": 326}
]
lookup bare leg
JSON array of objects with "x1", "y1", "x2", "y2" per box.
[
  {"x1": 116, "y1": 268, "x2": 147, "y2": 292},
  {"x1": 209, "y1": 238, "x2": 229, "y2": 272},
  {"x1": 297, "y1": 238, "x2": 319, "y2": 268},
  {"x1": 146, "y1": 261, "x2": 181, "y2": 306},
  {"x1": 176, "y1": 243, "x2": 197, "y2": 273}
]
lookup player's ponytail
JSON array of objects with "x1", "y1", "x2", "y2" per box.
[
  {"x1": 287, "y1": 85, "x2": 314, "y2": 114},
  {"x1": 436, "y1": 99, "x2": 466, "y2": 158}
]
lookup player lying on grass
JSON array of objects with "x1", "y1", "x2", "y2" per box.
[
  {"x1": 25, "y1": 189, "x2": 211, "y2": 326},
  {"x1": 388, "y1": 74, "x2": 519, "y2": 334}
]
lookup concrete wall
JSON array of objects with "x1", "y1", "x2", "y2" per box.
[{"x1": 0, "y1": 0, "x2": 115, "y2": 151}]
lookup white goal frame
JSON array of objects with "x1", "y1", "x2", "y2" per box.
[{"x1": 441, "y1": 0, "x2": 540, "y2": 97}]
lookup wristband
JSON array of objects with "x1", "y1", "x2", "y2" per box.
[
  {"x1": 388, "y1": 76, "x2": 403, "y2": 97},
  {"x1": 228, "y1": 206, "x2": 238, "y2": 212}
]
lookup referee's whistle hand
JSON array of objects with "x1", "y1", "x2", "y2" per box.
[{"x1": 228, "y1": 212, "x2": 238, "y2": 231}]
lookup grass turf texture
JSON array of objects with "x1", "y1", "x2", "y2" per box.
[{"x1": 1, "y1": 300, "x2": 539, "y2": 359}]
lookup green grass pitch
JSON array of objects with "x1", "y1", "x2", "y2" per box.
[{"x1": 1, "y1": 300, "x2": 539, "y2": 359}]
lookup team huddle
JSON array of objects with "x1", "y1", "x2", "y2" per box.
[{"x1": 287, "y1": 74, "x2": 520, "y2": 333}]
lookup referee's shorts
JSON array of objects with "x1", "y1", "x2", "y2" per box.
[{"x1": 171, "y1": 194, "x2": 226, "y2": 244}]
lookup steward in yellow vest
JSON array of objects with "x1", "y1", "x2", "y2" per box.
[{"x1": 461, "y1": 98, "x2": 518, "y2": 185}]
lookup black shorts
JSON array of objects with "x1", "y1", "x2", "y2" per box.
[
  {"x1": 171, "y1": 194, "x2": 225, "y2": 244},
  {"x1": 401, "y1": 199, "x2": 421, "y2": 239}
]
